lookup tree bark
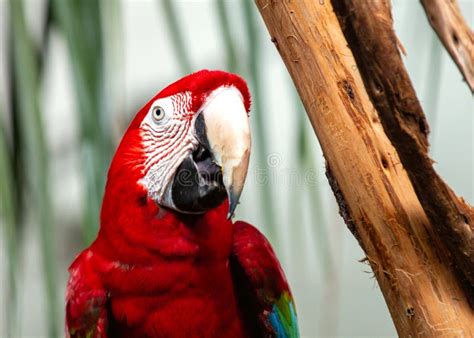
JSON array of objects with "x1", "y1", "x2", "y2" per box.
[
  {"x1": 420, "y1": 0, "x2": 474, "y2": 92},
  {"x1": 255, "y1": 0, "x2": 474, "y2": 336},
  {"x1": 331, "y1": 0, "x2": 474, "y2": 299},
  {"x1": 333, "y1": 0, "x2": 474, "y2": 299}
]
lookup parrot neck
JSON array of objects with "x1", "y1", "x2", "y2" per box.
[
  {"x1": 92, "y1": 128, "x2": 234, "y2": 270},
  {"x1": 95, "y1": 162, "x2": 234, "y2": 266}
]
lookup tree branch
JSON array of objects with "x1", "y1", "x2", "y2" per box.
[
  {"x1": 420, "y1": 0, "x2": 474, "y2": 92},
  {"x1": 255, "y1": 0, "x2": 474, "y2": 335},
  {"x1": 332, "y1": 0, "x2": 474, "y2": 294}
]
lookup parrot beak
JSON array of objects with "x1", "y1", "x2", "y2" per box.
[
  {"x1": 170, "y1": 86, "x2": 250, "y2": 218},
  {"x1": 199, "y1": 87, "x2": 251, "y2": 219}
]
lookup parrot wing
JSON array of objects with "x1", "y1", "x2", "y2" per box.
[
  {"x1": 231, "y1": 221, "x2": 299, "y2": 338},
  {"x1": 66, "y1": 250, "x2": 109, "y2": 338}
]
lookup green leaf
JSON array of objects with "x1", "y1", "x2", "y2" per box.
[
  {"x1": 9, "y1": 0, "x2": 59, "y2": 335},
  {"x1": 215, "y1": 0, "x2": 239, "y2": 73},
  {"x1": 0, "y1": 108, "x2": 19, "y2": 337},
  {"x1": 52, "y1": 0, "x2": 112, "y2": 244},
  {"x1": 160, "y1": 0, "x2": 193, "y2": 74}
]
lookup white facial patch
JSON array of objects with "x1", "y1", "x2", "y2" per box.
[{"x1": 139, "y1": 92, "x2": 199, "y2": 207}]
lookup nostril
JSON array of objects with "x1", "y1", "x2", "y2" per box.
[
  {"x1": 192, "y1": 144, "x2": 223, "y2": 184},
  {"x1": 193, "y1": 144, "x2": 211, "y2": 162},
  {"x1": 197, "y1": 159, "x2": 222, "y2": 182}
]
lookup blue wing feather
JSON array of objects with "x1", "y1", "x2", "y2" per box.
[
  {"x1": 268, "y1": 292, "x2": 299, "y2": 338},
  {"x1": 231, "y1": 221, "x2": 299, "y2": 338}
]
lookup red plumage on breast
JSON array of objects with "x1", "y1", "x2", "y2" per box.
[{"x1": 68, "y1": 198, "x2": 255, "y2": 338}]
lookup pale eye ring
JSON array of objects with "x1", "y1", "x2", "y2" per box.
[{"x1": 152, "y1": 106, "x2": 166, "y2": 122}]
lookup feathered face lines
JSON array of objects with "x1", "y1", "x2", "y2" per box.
[{"x1": 138, "y1": 91, "x2": 199, "y2": 206}]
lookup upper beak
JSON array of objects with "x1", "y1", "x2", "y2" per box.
[{"x1": 200, "y1": 87, "x2": 251, "y2": 219}]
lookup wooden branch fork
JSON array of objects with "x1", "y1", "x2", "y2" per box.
[
  {"x1": 255, "y1": 0, "x2": 474, "y2": 335},
  {"x1": 420, "y1": 0, "x2": 474, "y2": 92}
]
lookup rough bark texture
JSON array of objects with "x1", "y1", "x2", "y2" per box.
[
  {"x1": 332, "y1": 0, "x2": 474, "y2": 296},
  {"x1": 255, "y1": 0, "x2": 474, "y2": 336},
  {"x1": 420, "y1": 0, "x2": 474, "y2": 92}
]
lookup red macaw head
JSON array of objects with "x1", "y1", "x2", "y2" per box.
[{"x1": 109, "y1": 70, "x2": 251, "y2": 219}]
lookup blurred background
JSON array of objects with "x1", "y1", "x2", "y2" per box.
[{"x1": 0, "y1": 0, "x2": 472, "y2": 337}]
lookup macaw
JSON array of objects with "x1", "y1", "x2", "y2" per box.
[{"x1": 65, "y1": 70, "x2": 299, "y2": 338}]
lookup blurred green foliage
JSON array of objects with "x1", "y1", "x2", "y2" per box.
[
  {"x1": 0, "y1": 105, "x2": 18, "y2": 336},
  {"x1": 8, "y1": 0, "x2": 58, "y2": 336},
  {"x1": 52, "y1": 0, "x2": 113, "y2": 244}
]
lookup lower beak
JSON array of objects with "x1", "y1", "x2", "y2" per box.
[
  {"x1": 200, "y1": 87, "x2": 251, "y2": 218},
  {"x1": 170, "y1": 87, "x2": 251, "y2": 218}
]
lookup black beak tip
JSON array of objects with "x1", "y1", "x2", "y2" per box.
[{"x1": 226, "y1": 190, "x2": 239, "y2": 220}]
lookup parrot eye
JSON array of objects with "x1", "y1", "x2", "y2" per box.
[{"x1": 152, "y1": 106, "x2": 166, "y2": 122}]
